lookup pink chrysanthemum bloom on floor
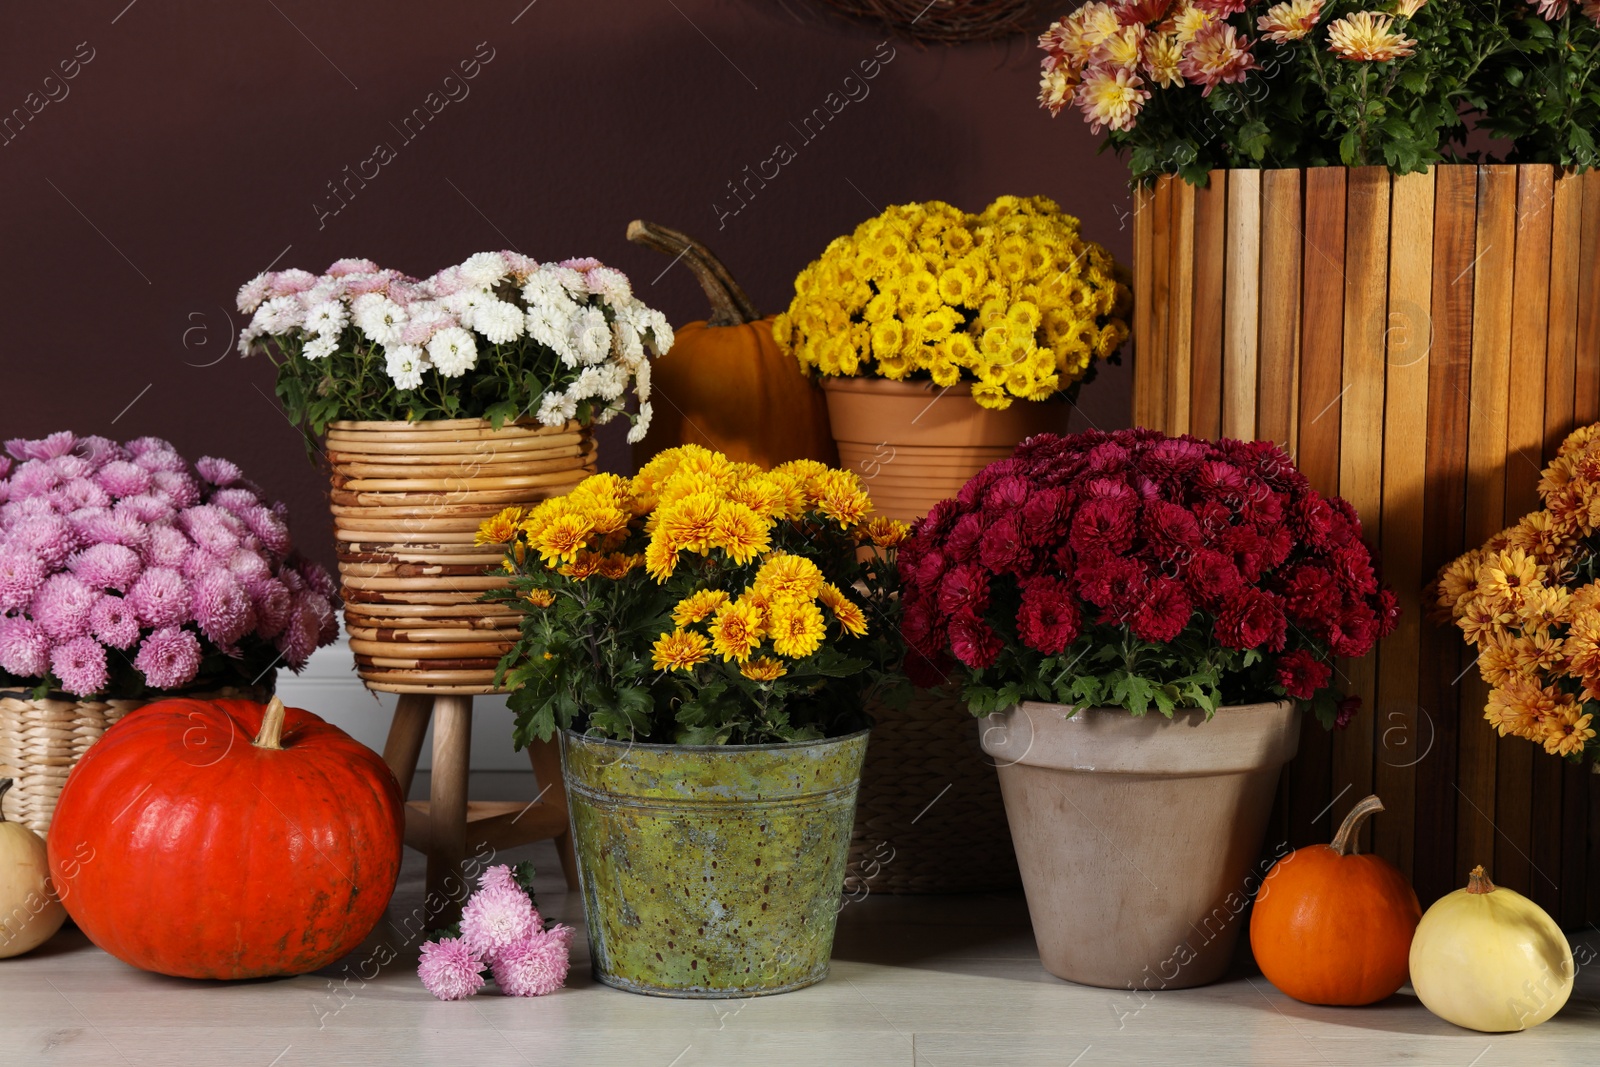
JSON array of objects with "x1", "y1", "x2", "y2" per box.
[
  {"x1": 460, "y1": 883, "x2": 539, "y2": 961},
  {"x1": 490, "y1": 927, "x2": 574, "y2": 998},
  {"x1": 418, "y1": 937, "x2": 487, "y2": 1001},
  {"x1": 477, "y1": 864, "x2": 521, "y2": 894}
]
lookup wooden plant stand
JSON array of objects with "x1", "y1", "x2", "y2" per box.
[{"x1": 379, "y1": 692, "x2": 578, "y2": 926}]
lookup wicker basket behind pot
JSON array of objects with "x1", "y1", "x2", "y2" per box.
[
  {"x1": 0, "y1": 695, "x2": 143, "y2": 836},
  {"x1": 846, "y1": 686, "x2": 1020, "y2": 895},
  {"x1": 0, "y1": 684, "x2": 272, "y2": 837}
]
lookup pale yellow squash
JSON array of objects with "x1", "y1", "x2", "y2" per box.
[
  {"x1": 1409, "y1": 865, "x2": 1572, "y2": 1032},
  {"x1": 0, "y1": 778, "x2": 67, "y2": 958}
]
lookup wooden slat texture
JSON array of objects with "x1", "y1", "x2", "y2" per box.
[
  {"x1": 1146, "y1": 180, "x2": 1174, "y2": 430},
  {"x1": 1167, "y1": 181, "x2": 1197, "y2": 436},
  {"x1": 1504, "y1": 167, "x2": 1554, "y2": 514},
  {"x1": 1223, "y1": 170, "x2": 1262, "y2": 440},
  {"x1": 1549, "y1": 170, "x2": 1588, "y2": 925},
  {"x1": 1414, "y1": 165, "x2": 1478, "y2": 907},
  {"x1": 1132, "y1": 185, "x2": 1156, "y2": 429},
  {"x1": 1583, "y1": 171, "x2": 1600, "y2": 923},
  {"x1": 1131, "y1": 165, "x2": 1600, "y2": 916},
  {"x1": 1334, "y1": 167, "x2": 1390, "y2": 850},
  {"x1": 1189, "y1": 172, "x2": 1228, "y2": 439},
  {"x1": 1495, "y1": 166, "x2": 1556, "y2": 898},
  {"x1": 1257, "y1": 170, "x2": 1302, "y2": 452},
  {"x1": 1578, "y1": 171, "x2": 1600, "y2": 429},
  {"x1": 1288, "y1": 167, "x2": 1346, "y2": 850},
  {"x1": 1459, "y1": 165, "x2": 1518, "y2": 879},
  {"x1": 1546, "y1": 172, "x2": 1583, "y2": 459},
  {"x1": 1373, "y1": 169, "x2": 1434, "y2": 878}
]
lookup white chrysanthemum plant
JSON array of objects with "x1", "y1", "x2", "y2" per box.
[{"x1": 236, "y1": 252, "x2": 672, "y2": 444}]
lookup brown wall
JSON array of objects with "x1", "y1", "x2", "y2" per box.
[{"x1": 2, "y1": 0, "x2": 1132, "y2": 571}]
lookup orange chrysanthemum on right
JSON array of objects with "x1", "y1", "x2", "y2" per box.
[{"x1": 1431, "y1": 425, "x2": 1600, "y2": 761}]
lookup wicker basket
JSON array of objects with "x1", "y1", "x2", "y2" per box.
[
  {"x1": 846, "y1": 686, "x2": 1020, "y2": 894},
  {"x1": 327, "y1": 417, "x2": 596, "y2": 696},
  {"x1": 0, "y1": 684, "x2": 274, "y2": 837},
  {"x1": 0, "y1": 693, "x2": 144, "y2": 836}
]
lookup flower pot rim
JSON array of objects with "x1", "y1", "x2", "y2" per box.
[
  {"x1": 327, "y1": 416, "x2": 573, "y2": 431},
  {"x1": 1003, "y1": 697, "x2": 1294, "y2": 718},
  {"x1": 980, "y1": 698, "x2": 1300, "y2": 777},
  {"x1": 561, "y1": 726, "x2": 870, "y2": 755},
  {"x1": 819, "y1": 375, "x2": 1069, "y2": 405}
]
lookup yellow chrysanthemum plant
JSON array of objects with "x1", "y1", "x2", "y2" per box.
[
  {"x1": 1431, "y1": 425, "x2": 1600, "y2": 762},
  {"x1": 478, "y1": 445, "x2": 910, "y2": 747},
  {"x1": 772, "y1": 196, "x2": 1132, "y2": 411}
]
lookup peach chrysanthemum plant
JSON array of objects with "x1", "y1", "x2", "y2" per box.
[
  {"x1": 1431, "y1": 425, "x2": 1600, "y2": 760},
  {"x1": 1040, "y1": 0, "x2": 1600, "y2": 184},
  {"x1": 479, "y1": 446, "x2": 907, "y2": 747}
]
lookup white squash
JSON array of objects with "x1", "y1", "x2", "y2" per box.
[
  {"x1": 0, "y1": 778, "x2": 67, "y2": 958},
  {"x1": 1409, "y1": 865, "x2": 1573, "y2": 1032}
]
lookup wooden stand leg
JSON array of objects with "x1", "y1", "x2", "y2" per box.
[
  {"x1": 425, "y1": 694, "x2": 473, "y2": 927},
  {"x1": 381, "y1": 693, "x2": 432, "y2": 798},
  {"x1": 528, "y1": 738, "x2": 580, "y2": 891}
]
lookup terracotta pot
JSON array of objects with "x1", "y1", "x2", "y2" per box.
[
  {"x1": 326, "y1": 417, "x2": 594, "y2": 695},
  {"x1": 821, "y1": 377, "x2": 1069, "y2": 524},
  {"x1": 981, "y1": 700, "x2": 1300, "y2": 990}
]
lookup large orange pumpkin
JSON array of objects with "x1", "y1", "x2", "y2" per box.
[
  {"x1": 627, "y1": 220, "x2": 836, "y2": 469},
  {"x1": 1250, "y1": 794, "x2": 1422, "y2": 1005},
  {"x1": 47, "y1": 695, "x2": 404, "y2": 980}
]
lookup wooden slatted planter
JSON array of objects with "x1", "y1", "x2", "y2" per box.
[{"x1": 1132, "y1": 165, "x2": 1600, "y2": 921}]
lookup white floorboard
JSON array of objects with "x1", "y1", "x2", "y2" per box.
[{"x1": 3, "y1": 840, "x2": 1596, "y2": 1067}]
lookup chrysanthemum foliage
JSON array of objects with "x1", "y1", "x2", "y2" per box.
[
  {"x1": 483, "y1": 446, "x2": 907, "y2": 746},
  {"x1": 1040, "y1": 0, "x2": 1600, "y2": 184},
  {"x1": 898, "y1": 429, "x2": 1398, "y2": 724}
]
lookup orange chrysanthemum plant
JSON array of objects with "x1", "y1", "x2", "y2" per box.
[
  {"x1": 1431, "y1": 425, "x2": 1600, "y2": 761},
  {"x1": 480, "y1": 446, "x2": 908, "y2": 747}
]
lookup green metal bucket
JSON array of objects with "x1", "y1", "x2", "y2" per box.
[{"x1": 560, "y1": 729, "x2": 869, "y2": 998}]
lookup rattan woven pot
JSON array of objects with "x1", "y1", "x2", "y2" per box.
[
  {"x1": 845, "y1": 686, "x2": 1020, "y2": 895},
  {"x1": 327, "y1": 417, "x2": 595, "y2": 696}
]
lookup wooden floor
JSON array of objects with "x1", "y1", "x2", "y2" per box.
[{"x1": 6, "y1": 840, "x2": 1599, "y2": 1067}]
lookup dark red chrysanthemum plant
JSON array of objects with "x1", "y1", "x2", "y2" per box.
[{"x1": 897, "y1": 428, "x2": 1399, "y2": 726}]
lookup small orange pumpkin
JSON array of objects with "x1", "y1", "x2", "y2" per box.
[
  {"x1": 1250, "y1": 794, "x2": 1421, "y2": 1005},
  {"x1": 627, "y1": 220, "x2": 836, "y2": 469}
]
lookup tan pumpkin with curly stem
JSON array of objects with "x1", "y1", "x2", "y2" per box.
[
  {"x1": 627, "y1": 221, "x2": 836, "y2": 470},
  {"x1": 0, "y1": 778, "x2": 67, "y2": 958}
]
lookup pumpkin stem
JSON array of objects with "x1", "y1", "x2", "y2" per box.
[
  {"x1": 1329, "y1": 794, "x2": 1385, "y2": 856},
  {"x1": 1466, "y1": 864, "x2": 1497, "y2": 894},
  {"x1": 625, "y1": 220, "x2": 761, "y2": 327},
  {"x1": 0, "y1": 778, "x2": 11, "y2": 823},
  {"x1": 253, "y1": 696, "x2": 288, "y2": 751}
]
